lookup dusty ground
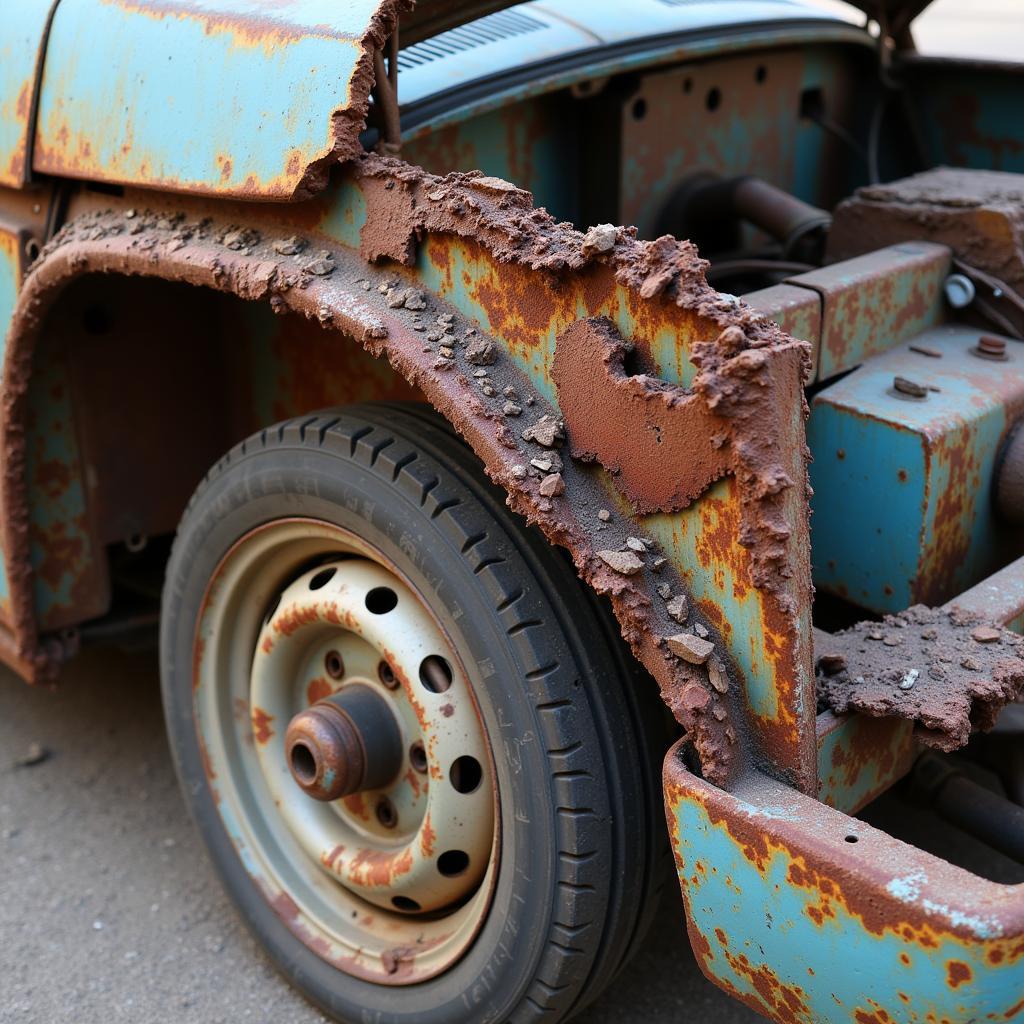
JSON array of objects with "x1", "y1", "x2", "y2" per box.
[{"x1": 0, "y1": 648, "x2": 760, "y2": 1024}]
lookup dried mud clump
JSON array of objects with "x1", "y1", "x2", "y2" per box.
[{"x1": 816, "y1": 605, "x2": 1024, "y2": 751}]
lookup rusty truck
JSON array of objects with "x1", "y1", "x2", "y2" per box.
[{"x1": 1, "y1": 1, "x2": 1023, "y2": 1021}]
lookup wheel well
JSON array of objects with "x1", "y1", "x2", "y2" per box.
[{"x1": 25, "y1": 273, "x2": 422, "y2": 637}]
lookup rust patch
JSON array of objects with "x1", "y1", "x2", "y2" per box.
[
  {"x1": 553, "y1": 317, "x2": 730, "y2": 514},
  {"x1": 816, "y1": 605, "x2": 1024, "y2": 751},
  {"x1": 307, "y1": 676, "x2": 333, "y2": 704},
  {"x1": 251, "y1": 706, "x2": 275, "y2": 745}
]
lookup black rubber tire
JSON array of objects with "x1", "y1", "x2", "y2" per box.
[{"x1": 160, "y1": 403, "x2": 671, "y2": 1024}]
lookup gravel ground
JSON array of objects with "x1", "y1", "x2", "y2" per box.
[{"x1": 0, "y1": 648, "x2": 759, "y2": 1024}]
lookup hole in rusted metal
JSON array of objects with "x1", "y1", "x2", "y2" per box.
[
  {"x1": 410, "y1": 741, "x2": 428, "y2": 774},
  {"x1": 450, "y1": 755, "x2": 482, "y2": 794},
  {"x1": 378, "y1": 660, "x2": 399, "y2": 690},
  {"x1": 82, "y1": 305, "x2": 113, "y2": 335},
  {"x1": 309, "y1": 567, "x2": 336, "y2": 590},
  {"x1": 376, "y1": 796, "x2": 398, "y2": 829},
  {"x1": 420, "y1": 655, "x2": 453, "y2": 693},
  {"x1": 438, "y1": 850, "x2": 470, "y2": 877},
  {"x1": 706, "y1": 86, "x2": 721, "y2": 112},
  {"x1": 290, "y1": 742, "x2": 317, "y2": 785},
  {"x1": 391, "y1": 895, "x2": 420, "y2": 912},
  {"x1": 325, "y1": 650, "x2": 345, "y2": 679},
  {"x1": 366, "y1": 586, "x2": 398, "y2": 614},
  {"x1": 682, "y1": 76, "x2": 693, "y2": 94},
  {"x1": 844, "y1": 834, "x2": 859, "y2": 844},
  {"x1": 755, "y1": 65, "x2": 768, "y2": 84},
  {"x1": 631, "y1": 97, "x2": 647, "y2": 120}
]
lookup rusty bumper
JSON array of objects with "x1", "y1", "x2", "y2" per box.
[{"x1": 665, "y1": 751, "x2": 1024, "y2": 1023}]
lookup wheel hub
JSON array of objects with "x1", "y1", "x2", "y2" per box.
[
  {"x1": 250, "y1": 557, "x2": 494, "y2": 914},
  {"x1": 285, "y1": 687, "x2": 403, "y2": 802}
]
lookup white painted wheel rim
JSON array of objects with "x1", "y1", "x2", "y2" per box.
[{"x1": 192, "y1": 519, "x2": 499, "y2": 984}]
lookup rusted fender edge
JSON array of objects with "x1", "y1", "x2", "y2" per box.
[
  {"x1": 2, "y1": 162, "x2": 812, "y2": 787},
  {"x1": 665, "y1": 745, "x2": 1024, "y2": 1024}
]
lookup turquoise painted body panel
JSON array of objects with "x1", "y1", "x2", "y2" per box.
[
  {"x1": 33, "y1": 0, "x2": 385, "y2": 198},
  {"x1": 666, "y1": 755, "x2": 1024, "y2": 1024},
  {"x1": 0, "y1": 2, "x2": 56, "y2": 187},
  {"x1": 809, "y1": 325, "x2": 1024, "y2": 613}
]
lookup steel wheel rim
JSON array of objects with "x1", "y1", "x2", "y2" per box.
[{"x1": 192, "y1": 518, "x2": 499, "y2": 985}]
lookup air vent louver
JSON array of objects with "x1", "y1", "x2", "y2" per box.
[{"x1": 397, "y1": 9, "x2": 549, "y2": 71}]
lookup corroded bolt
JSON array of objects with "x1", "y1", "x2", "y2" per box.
[
  {"x1": 892, "y1": 375, "x2": 928, "y2": 399},
  {"x1": 972, "y1": 335, "x2": 1008, "y2": 361}
]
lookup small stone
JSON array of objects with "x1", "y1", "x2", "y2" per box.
[
  {"x1": 625, "y1": 537, "x2": 647, "y2": 554},
  {"x1": 412, "y1": 322, "x2": 425, "y2": 331},
  {"x1": 538, "y1": 473, "x2": 565, "y2": 497},
  {"x1": 503, "y1": 401, "x2": 522, "y2": 417},
  {"x1": 899, "y1": 668, "x2": 920, "y2": 691},
  {"x1": 666, "y1": 594, "x2": 688, "y2": 624},
  {"x1": 14, "y1": 742, "x2": 49, "y2": 769},
  {"x1": 510, "y1": 465, "x2": 527, "y2": 480},
  {"x1": 525, "y1": 395, "x2": 535, "y2": 406},
  {"x1": 708, "y1": 657, "x2": 729, "y2": 694},
  {"x1": 426, "y1": 331, "x2": 443, "y2": 342},
  {"x1": 473, "y1": 369, "x2": 488, "y2": 378},
  {"x1": 694, "y1": 623, "x2": 709, "y2": 638},
  {"x1": 598, "y1": 550, "x2": 644, "y2": 575},
  {"x1": 437, "y1": 312, "x2": 454, "y2": 325},
  {"x1": 466, "y1": 338, "x2": 497, "y2": 365},
  {"x1": 920, "y1": 628, "x2": 938, "y2": 641},
  {"x1": 481, "y1": 384, "x2": 495, "y2": 397},
  {"x1": 667, "y1": 633, "x2": 715, "y2": 665},
  {"x1": 882, "y1": 635, "x2": 902, "y2": 647},
  {"x1": 656, "y1": 583, "x2": 672, "y2": 600},
  {"x1": 971, "y1": 625, "x2": 1002, "y2": 644},
  {"x1": 581, "y1": 223, "x2": 617, "y2": 254},
  {"x1": 928, "y1": 664, "x2": 946, "y2": 681},
  {"x1": 522, "y1": 415, "x2": 565, "y2": 448},
  {"x1": 960, "y1": 656, "x2": 980, "y2": 671},
  {"x1": 503, "y1": 386, "x2": 518, "y2": 399},
  {"x1": 403, "y1": 289, "x2": 428, "y2": 310},
  {"x1": 438, "y1": 346, "x2": 454, "y2": 359},
  {"x1": 361, "y1": 280, "x2": 372, "y2": 291},
  {"x1": 651, "y1": 556, "x2": 667, "y2": 572},
  {"x1": 304, "y1": 254, "x2": 334, "y2": 276},
  {"x1": 597, "y1": 509, "x2": 611, "y2": 522},
  {"x1": 386, "y1": 288, "x2": 405, "y2": 308},
  {"x1": 712, "y1": 704, "x2": 728, "y2": 721},
  {"x1": 867, "y1": 631, "x2": 884, "y2": 641},
  {"x1": 125, "y1": 209, "x2": 136, "y2": 219},
  {"x1": 272, "y1": 235, "x2": 304, "y2": 256}
]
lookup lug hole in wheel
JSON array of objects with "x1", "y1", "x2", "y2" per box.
[
  {"x1": 437, "y1": 850, "x2": 470, "y2": 877},
  {"x1": 409, "y1": 741, "x2": 428, "y2": 774},
  {"x1": 366, "y1": 587, "x2": 398, "y2": 614},
  {"x1": 378, "y1": 660, "x2": 399, "y2": 690},
  {"x1": 290, "y1": 742, "x2": 318, "y2": 785},
  {"x1": 309, "y1": 567, "x2": 336, "y2": 590},
  {"x1": 376, "y1": 796, "x2": 398, "y2": 829},
  {"x1": 450, "y1": 755, "x2": 482, "y2": 794},
  {"x1": 419, "y1": 655, "x2": 453, "y2": 693},
  {"x1": 324, "y1": 650, "x2": 345, "y2": 679},
  {"x1": 391, "y1": 895, "x2": 420, "y2": 912}
]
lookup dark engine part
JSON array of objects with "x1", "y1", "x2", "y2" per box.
[
  {"x1": 658, "y1": 173, "x2": 831, "y2": 268},
  {"x1": 913, "y1": 750, "x2": 1024, "y2": 864}
]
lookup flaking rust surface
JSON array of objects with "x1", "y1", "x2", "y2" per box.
[
  {"x1": 829, "y1": 167, "x2": 1024, "y2": 307},
  {"x1": 3, "y1": 155, "x2": 815, "y2": 787},
  {"x1": 816, "y1": 605, "x2": 1024, "y2": 751}
]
